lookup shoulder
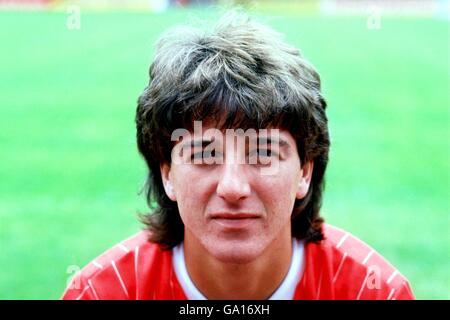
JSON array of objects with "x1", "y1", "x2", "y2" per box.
[
  {"x1": 300, "y1": 224, "x2": 414, "y2": 300},
  {"x1": 75, "y1": 231, "x2": 161, "y2": 281},
  {"x1": 61, "y1": 231, "x2": 171, "y2": 300}
]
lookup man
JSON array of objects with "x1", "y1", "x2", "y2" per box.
[{"x1": 62, "y1": 12, "x2": 414, "y2": 300}]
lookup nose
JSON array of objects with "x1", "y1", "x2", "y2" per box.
[{"x1": 216, "y1": 163, "x2": 251, "y2": 203}]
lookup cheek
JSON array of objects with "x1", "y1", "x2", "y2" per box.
[
  {"x1": 175, "y1": 190, "x2": 204, "y2": 230},
  {"x1": 264, "y1": 164, "x2": 300, "y2": 198},
  {"x1": 258, "y1": 176, "x2": 298, "y2": 221},
  {"x1": 171, "y1": 167, "x2": 214, "y2": 221}
]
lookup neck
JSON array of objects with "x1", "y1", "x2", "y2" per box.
[{"x1": 183, "y1": 230, "x2": 293, "y2": 300}]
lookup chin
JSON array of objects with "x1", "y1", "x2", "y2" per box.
[{"x1": 206, "y1": 241, "x2": 264, "y2": 264}]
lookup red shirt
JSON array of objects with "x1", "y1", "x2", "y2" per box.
[{"x1": 62, "y1": 224, "x2": 414, "y2": 300}]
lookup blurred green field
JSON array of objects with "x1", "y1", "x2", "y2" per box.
[{"x1": 0, "y1": 8, "x2": 448, "y2": 299}]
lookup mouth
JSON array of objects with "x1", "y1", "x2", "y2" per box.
[{"x1": 209, "y1": 212, "x2": 261, "y2": 229}]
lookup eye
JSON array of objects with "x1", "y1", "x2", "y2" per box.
[
  {"x1": 190, "y1": 149, "x2": 223, "y2": 164},
  {"x1": 203, "y1": 149, "x2": 217, "y2": 158},
  {"x1": 191, "y1": 151, "x2": 204, "y2": 160},
  {"x1": 247, "y1": 148, "x2": 279, "y2": 165}
]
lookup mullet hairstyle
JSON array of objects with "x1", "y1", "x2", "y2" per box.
[{"x1": 136, "y1": 12, "x2": 330, "y2": 249}]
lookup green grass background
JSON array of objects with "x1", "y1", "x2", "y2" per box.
[{"x1": 0, "y1": 8, "x2": 448, "y2": 299}]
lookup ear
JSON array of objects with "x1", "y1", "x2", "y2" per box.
[
  {"x1": 296, "y1": 161, "x2": 314, "y2": 200},
  {"x1": 160, "y1": 163, "x2": 176, "y2": 201}
]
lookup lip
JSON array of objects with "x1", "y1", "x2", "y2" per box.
[
  {"x1": 209, "y1": 212, "x2": 261, "y2": 229},
  {"x1": 210, "y1": 212, "x2": 261, "y2": 219}
]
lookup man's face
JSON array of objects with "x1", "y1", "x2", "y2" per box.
[{"x1": 161, "y1": 123, "x2": 313, "y2": 264}]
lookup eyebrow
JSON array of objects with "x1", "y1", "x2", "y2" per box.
[
  {"x1": 184, "y1": 139, "x2": 216, "y2": 149},
  {"x1": 254, "y1": 137, "x2": 289, "y2": 148},
  {"x1": 180, "y1": 137, "x2": 290, "y2": 149}
]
